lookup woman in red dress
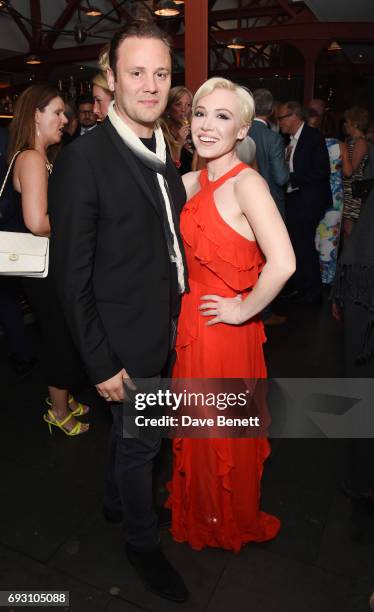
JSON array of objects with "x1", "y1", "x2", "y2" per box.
[{"x1": 167, "y1": 78, "x2": 295, "y2": 552}]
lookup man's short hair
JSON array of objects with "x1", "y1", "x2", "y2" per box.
[
  {"x1": 109, "y1": 20, "x2": 172, "y2": 78},
  {"x1": 253, "y1": 88, "x2": 274, "y2": 117},
  {"x1": 284, "y1": 101, "x2": 306, "y2": 121}
]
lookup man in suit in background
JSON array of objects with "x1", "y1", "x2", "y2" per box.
[
  {"x1": 49, "y1": 21, "x2": 188, "y2": 603},
  {"x1": 76, "y1": 95, "x2": 97, "y2": 136},
  {"x1": 278, "y1": 101, "x2": 332, "y2": 303},
  {"x1": 249, "y1": 89, "x2": 289, "y2": 325},
  {"x1": 249, "y1": 88, "x2": 289, "y2": 218}
]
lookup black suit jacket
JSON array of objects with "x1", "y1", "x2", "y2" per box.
[
  {"x1": 49, "y1": 119, "x2": 186, "y2": 384},
  {"x1": 288, "y1": 123, "x2": 332, "y2": 215}
]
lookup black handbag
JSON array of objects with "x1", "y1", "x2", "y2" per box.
[{"x1": 351, "y1": 178, "x2": 374, "y2": 201}]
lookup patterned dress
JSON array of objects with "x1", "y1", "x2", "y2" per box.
[
  {"x1": 343, "y1": 137, "x2": 368, "y2": 221},
  {"x1": 315, "y1": 138, "x2": 344, "y2": 284}
]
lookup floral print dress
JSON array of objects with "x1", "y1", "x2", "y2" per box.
[{"x1": 315, "y1": 138, "x2": 344, "y2": 284}]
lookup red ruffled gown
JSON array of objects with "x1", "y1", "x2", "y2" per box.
[{"x1": 166, "y1": 162, "x2": 280, "y2": 552}]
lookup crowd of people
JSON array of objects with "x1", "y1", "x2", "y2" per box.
[{"x1": 1, "y1": 17, "x2": 374, "y2": 606}]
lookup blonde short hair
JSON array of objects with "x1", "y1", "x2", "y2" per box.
[
  {"x1": 92, "y1": 70, "x2": 113, "y2": 97},
  {"x1": 192, "y1": 77, "x2": 255, "y2": 127},
  {"x1": 344, "y1": 106, "x2": 369, "y2": 134},
  {"x1": 98, "y1": 44, "x2": 110, "y2": 72}
]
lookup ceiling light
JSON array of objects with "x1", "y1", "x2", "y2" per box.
[
  {"x1": 154, "y1": 1, "x2": 180, "y2": 17},
  {"x1": 74, "y1": 23, "x2": 87, "y2": 44},
  {"x1": 26, "y1": 54, "x2": 42, "y2": 65},
  {"x1": 84, "y1": 2, "x2": 102, "y2": 17},
  {"x1": 173, "y1": 0, "x2": 184, "y2": 3},
  {"x1": 227, "y1": 38, "x2": 246, "y2": 50},
  {"x1": 328, "y1": 41, "x2": 342, "y2": 52}
]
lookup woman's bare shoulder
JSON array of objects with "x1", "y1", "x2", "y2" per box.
[
  {"x1": 235, "y1": 166, "x2": 268, "y2": 190},
  {"x1": 16, "y1": 149, "x2": 46, "y2": 170},
  {"x1": 182, "y1": 170, "x2": 201, "y2": 197},
  {"x1": 182, "y1": 170, "x2": 200, "y2": 187}
]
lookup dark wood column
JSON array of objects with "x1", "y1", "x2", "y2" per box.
[
  {"x1": 293, "y1": 39, "x2": 327, "y2": 105},
  {"x1": 184, "y1": 0, "x2": 208, "y2": 94}
]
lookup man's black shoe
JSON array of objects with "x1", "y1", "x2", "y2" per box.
[
  {"x1": 103, "y1": 505, "x2": 171, "y2": 527},
  {"x1": 102, "y1": 506, "x2": 123, "y2": 524},
  {"x1": 125, "y1": 544, "x2": 189, "y2": 603}
]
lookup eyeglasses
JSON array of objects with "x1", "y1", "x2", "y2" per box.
[{"x1": 277, "y1": 112, "x2": 293, "y2": 121}]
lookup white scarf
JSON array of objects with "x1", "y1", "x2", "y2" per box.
[{"x1": 107, "y1": 101, "x2": 185, "y2": 293}]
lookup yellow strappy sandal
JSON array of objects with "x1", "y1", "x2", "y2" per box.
[
  {"x1": 45, "y1": 396, "x2": 90, "y2": 417},
  {"x1": 43, "y1": 409, "x2": 89, "y2": 436}
]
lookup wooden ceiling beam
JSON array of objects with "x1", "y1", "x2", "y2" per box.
[
  {"x1": 30, "y1": 0, "x2": 42, "y2": 48},
  {"x1": 109, "y1": 0, "x2": 132, "y2": 23},
  {"x1": 43, "y1": 0, "x2": 82, "y2": 49},
  {"x1": 4, "y1": 5, "x2": 33, "y2": 46},
  {"x1": 0, "y1": 43, "x2": 104, "y2": 71},
  {"x1": 207, "y1": 22, "x2": 374, "y2": 44},
  {"x1": 1, "y1": 21, "x2": 373, "y2": 73},
  {"x1": 210, "y1": 6, "x2": 285, "y2": 22},
  {"x1": 275, "y1": 0, "x2": 296, "y2": 19},
  {"x1": 209, "y1": 62, "x2": 374, "y2": 79}
]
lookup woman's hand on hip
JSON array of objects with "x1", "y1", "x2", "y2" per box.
[{"x1": 199, "y1": 294, "x2": 244, "y2": 326}]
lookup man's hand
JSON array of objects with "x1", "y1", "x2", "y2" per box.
[{"x1": 96, "y1": 368, "x2": 135, "y2": 403}]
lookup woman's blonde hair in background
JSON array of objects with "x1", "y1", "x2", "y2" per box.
[
  {"x1": 98, "y1": 44, "x2": 110, "y2": 72},
  {"x1": 192, "y1": 77, "x2": 255, "y2": 128},
  {"x1": 92, "y1": 70, "x2": 113, "y2": 96},
  {"x1": 166, "y1": 86, "x2": 193, "y2": 116}
]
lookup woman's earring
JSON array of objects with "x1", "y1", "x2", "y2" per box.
[{"x1": 36, "y1": 126, "x2": 40, "y2": 137}]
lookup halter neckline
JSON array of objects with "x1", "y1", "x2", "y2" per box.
[{"x1": 200, "y1": 162, "x2": 248, "y2": 190}]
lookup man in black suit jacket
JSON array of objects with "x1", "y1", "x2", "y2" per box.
[
  {"x1": 49, "y1": 22, "x2": 188, "y2": 603},
  {"x1": 278, "y1": 101, "x2": 332, "y2": 302}
]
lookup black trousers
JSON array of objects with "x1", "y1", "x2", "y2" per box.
[
  {"x1": 104, "y1": 412, "x2": 161, "y2": 550},
  {"x1": 103, "y1": 328, "x2": 177, "y2": 551},
  {"x1": 286, "y1": 191, "x2": 323, "y2": 295}
]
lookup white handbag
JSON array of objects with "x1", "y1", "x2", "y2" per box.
[{"x1": 0, "y1": 151, "x2": 49, "y2": 278}]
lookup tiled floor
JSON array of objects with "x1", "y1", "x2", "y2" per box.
[{"x1": 1, "y1": 294, "x2": 373, "y2": 611}]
